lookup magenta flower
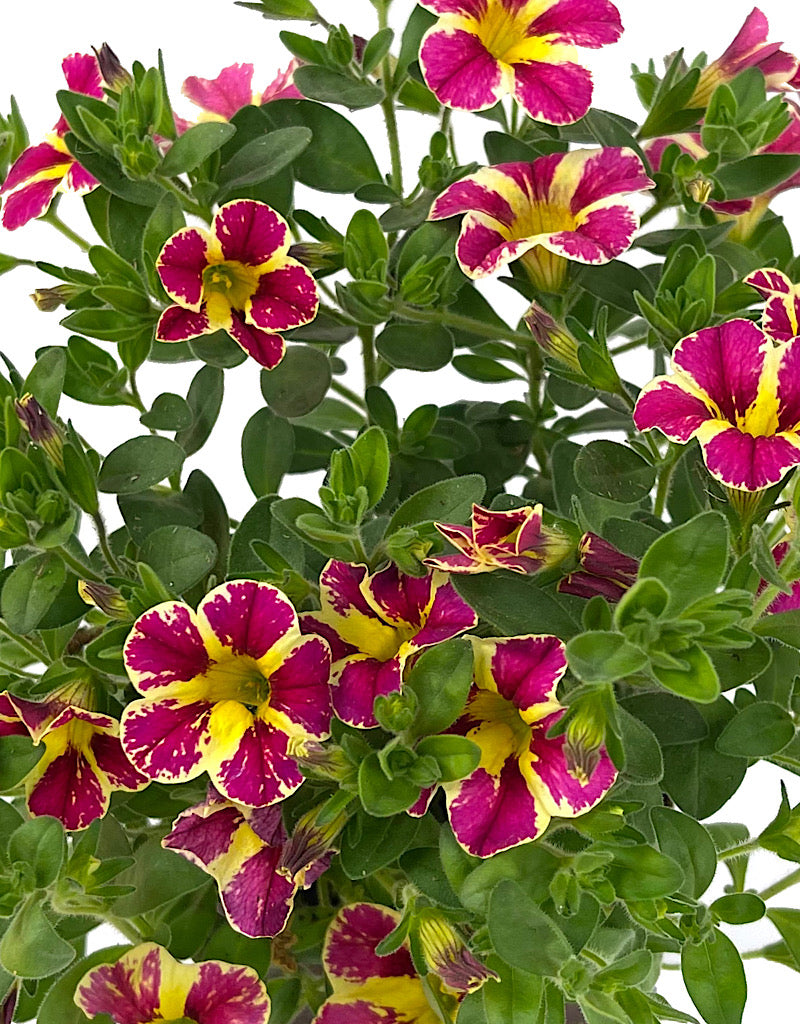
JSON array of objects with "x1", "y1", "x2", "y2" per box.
[
  {"x1": 301, "y1": 561, "x2": 477, "y2": 729},
  {"x1": 746, "y1": 267, "x2": 800, "y2": 342},
  {"x1": 418, "y1": 0, "x2": 622, "y2": 125},
  {"x1": 634, "y1": 319, "x2": 800, "y2": 492},
  {"x1": 444, "y1": 635, "x2": 616, "y2": 857},
  {"x1": 0, "y1": 686, "x2": 147, "y2": 831},
  {"x1": 155, "y1": 198, "x2": 319, "y2": 369},
  {"x1": 0, "y1": 53, "x2": 102, "y2": 230},
  {"x1": 424, "y1": 502, "x2": 571, "y2": 574},
  {"x1": 691, "y1": 7, "x2": 799, "y2": 107},
  {"x1": 181, "y1": 61, "x2": 301, "y2": 124},
  {"x1": 120, "y1": 579, "x2": 332, "y2": 808},
  {"x1": 74, "y1": 943, "x2": 270, "y2": 1024},
  {"x1": 163, "y1": 787, "x2": 334, "y2": 938},
  {"x1": 429, "y1": 148, "x2": 654, "y2": 292},
  {"x1": 758, "y1": 540, "x2": 800, "y2": 613},
  {"x1": 558, "y1": 532, "x2": 639, "y2": 602}
]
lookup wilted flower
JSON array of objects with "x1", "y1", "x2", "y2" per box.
[
  {"x1": 155, "y1": 199, "x2": 319, "y2": 369},
  {"x1": 14, "y1": 394, "x2": 63, "y2": 468},
  {"x1": 182, "y1": 61, "x2": 301, "y2": 123},
  {"x1": 0, "y1": 53, "x2": 102, "y2": 230},
  {"x1": 633, "y1": 319, "x2": 800, "y2": 492},
  {"x1": 424, "y1": 502, "x2": 572, "y2": 574},
  {"x1": 120, "y1": 579, "x2": 332, "y2": 807},
  {"x1": 558, "y1": 532, "x2": 639, "y2": 602},
  {"x1": 418, "y1": 0, "x2": 622, "y2": 125},
  {"x1": 428, "y1": 148, "x2": 654, "y2": 292},
  {"x1": 301, "y1": 560, "x2": 477, "y2": 729},
  {"x1": 0, "y1": 684, "x2": 148, "y2": 831},
  {"x1": 74, "y1": 943, "x2": 271, "y2": 1024}
]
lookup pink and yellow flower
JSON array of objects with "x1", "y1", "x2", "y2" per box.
[
  {"x1": 74, "y1": 943, "x2": 270, "y2": 1024},
  {"x1": 758, "y1": 539, "x2": 800, "y2": 613},
  {"x1": 428, "y1": 148, "x2": 654, "y2": 292},
  {"x1": 315, "y1": 903, "x2": 484, "y2": 1024},
  {"x1": 690, "y1": 7, "x2": 799, "y2": 108},
  {"x1": 745, "y1": 266, "x2": 800, "y2": 342},
  {"x1": 155, "y1": 198, "x2": 319, "y2": 369},
  {"x1": 423, "y1": 502, "x2": 571, "y2": 574},
  {"x1": 0, "y1": 53, "x2": 102, "y2": 230},
  {"x1": 443, "y1": 635, "x2": 616, "y2": 857},
  {"x1": 0, "y1": 685, "x2": 147, "y2": 831},
  {"x1": 633, "y1": 319, "x2": 800, "y2": 492},
  {"x1": 558, "y1": 531, "x2": 639, "y2": 602},
  {"x1": 120, "y1": 579, "x2": 332, "y2": 807},
  {"x1": 182, "y1": 61, "x2": 302, "y2": 123},
  {"x1": 163, "y1": 787, "x2": 336, "y2": 938},
  {"x1": 301, "y1": 561, "x2": 477, "y2": 729},
  {"x1": 418, "y1": 0, "x2": 622, "y2": 125}
]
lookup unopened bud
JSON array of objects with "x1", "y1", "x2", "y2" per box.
[
  {"x1": 15, "y1": 394, "x2": 64, "y2": 469},
  {"x1": 288, "y1": 241, "x2": 340, "y2": 271},
  {"x1": 1, "y1": 981, "x2": 18, "y2": 1024},
  {"x1": 373, "y1": 689, "x2": 417, "y2": 733},
  {"x1": 78, "y1": 580, "x2": 129, "y2": 620},
  {"x1": 685, "y1": 175, "x2": 713, "y2": 205},
  {"x1": 290, "y1": 738, "x2": 353, "y2": 783},
  {"x1": 30, "y1": 285, "x2": 79, "y2": 312},
  {"x1": 416, "y1": 910, "x2": 498, "y2": 994},
  {"x1": 523, "y1": 302, "x2": 582, "y2": 372},
  {"x1": 93, "y1": 43, "x2": 132, "y2": 91},
  {"x1": 563, "y1": 696, "x2": 607, "y2": 785},
  {"x1": 278, "y1": 803, "x2": 348, "y2": 882}
]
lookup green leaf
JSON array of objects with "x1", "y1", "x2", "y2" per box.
[
  {"x1": 293, "y1": 66, "x2": 385, "y2": 109},
  {"x1": 488, "y1": 878, "x2": 574, "y2": 975},
  {"x1": 651, "y1": 642, "x2": 721, "y2": 704},
  {"x1": 0, "y1": 899, "x2": 75, "y2": 978},
  {"x1": 767, "y1": 908, "x2": 800, "y2": 969},
  {"x1": 358, "y1": 751, "x2": 421, "y2": 817},
  {"x1": 139, "y1": 526, "x2": 218, "y2": 593},
  {"x1": 566, "y1": 632, "x2": 649, "y2": 683},
  {"x1": 716, "y1": 700, "x2": 795, "y2": 757},
  {"x1": 349, "y1": 426, "x2": 390, "y2": 509},
  {"x1": 160, "y1": 121, "x2": 236, "y2": 176},
  {"x1": 651, "y1": 806, "x2": 716, "y2": 899},
  {"x1": 398, "y1": 847, "x2": 462, "y2": 909},
  {"x1": 260, "y1": 345, "x2": 331, "y2": 418},
  {"x1": 261, "y1": 99, "x2": 381, "y2": 192},
  {"x1": 218, "y1": 126, "x2": 312, "y2": 190},
  {"x1": 619, "y1": 692, "x2": 708, "y2": 746},
  {"x1": 616, "y1": 706, "x2": 664, "y2": 784},
  {"x1": 8, "y1": 816, "x2": 65, "y2": 888},
  {"x1": 387, "y1": 474, "x2": 485, "y2": 533},
  {"x1": 0, "y1": 735, "x2": 42, "y2": 791},
  {"x1": 574, "y1": 441, "x2": 656, "y2": 503},
  {"x1": 453, "y1": 354, "x2": 523, "y2": 382},
  {"x1": 175, "y1": 365, "x2": 224, "y2": 457},
  {"x1": 23, "y1": 347, "x2": 66, "y2": 416},
  {"x1": 1, "y1": 553, "x2": 66, "y2": 634},
  {"x1": 681, "y1": 928, "x2": 746, "y2": 1024},
  {"x1": 604, "y1": 843, "x2": 685, "y2": 900},
  {"x1": 711, "y1": 893, "x2": 765, "y2": 925},
  {"x1": 455, "y1": 573, "x2": 581, "y2": 639},
  {"x1": 406, "y1": 639, "x2": 474, "y2": 737},
  {"x1": 242, "y1": 408, "x2": 294, "y2": 497},
  {"x1": 339, "y1": 809, "x2": 420, "y2": 879},
  {"x1": 482, "y1": 956, "x2": 545, "y2": 1024},
  {"x1": 714, "y1": 154, "x2": 800, "y2": 200},
  {"x1": 638, "y1": 512, "x2": 729, "y2": 614},
  {"x1": 415, "y1": 735, "x2": 480, "y2": 781},
  {"x1": 140, "y1": 392, "x2": 193, "y2": 430},
  {"x1": 98, "y1": 436, "x2": 185, "y2": 493},
  {"x1": 377, "y1": 322, "x2": 454, "y2": 371},
  {"x1": 113, "y1": 837, "x2": 207, "y2": 915}
]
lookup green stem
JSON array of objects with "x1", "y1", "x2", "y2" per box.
[
  {"x1": 396, "y1": 302, "x2": 534, "y2": 346},
  {"x1": 55, "y1": 545, "x2": 104, "y2": 583},
  {"x1": 0, "y1": 620, "x2": 51, "y2": 665},
  {"x1": 718, "y1": 839, "x2": 759, "y2": 862},
  {"x1": 41, "y1": 209, "x2": 91, "y2": 251},
  {"x1": 610, "y1": 336, "x2": 648, "y2": 355},
  {"x1": 156, "y1": 176, "x2": 209, "y2": 221},
  {"x1": 639, "y1": 198, "x2": 674, "y2": 228},
  {"x1": 127, "y1": 369, "x2": 147, "y2": 414},
  {"x1": 653, "y1": 446, "x2": 680, "y2": 519},
  {"x1": 360, "y1": 327, "x2": 377, "y2": 392},
  {"x1": 330, "y1": 378, "x2": 367, "y2": 411},
  {"x1": 92, "y1": 512, "x2": 123, "y2": 575},
  {"x1": 0, "y1": 659, "x2": 38, "y2": 678},
  {"x1": 758, "y1": 866, "x2": 800, "y2": 902},
  {"x1": 377, "y1": 2, "x2": 403, "y2": 198}
]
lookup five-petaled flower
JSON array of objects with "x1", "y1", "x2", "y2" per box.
[
  {"x1": 181, "y1": 61, "x2": 301, "y2": 124},
  {"x1": 74, "y1": 942, "x2": 271, "y2": 1024},
  {"x1": 558, "y1": 532, "x2": 639, "y2": 602},
  {"x1": 441, "y1": 634, "x2": 616, "y2": 857},
  {"x1": 163, "y1": 786, "x2": 337, "y2": 938},
  {"x1": 428, "y1": 148, "x2": 654, "y2": 293},
  {"x1": 120, "y1": 579, "x2": 332, "y2": 808},
  {"x1": 418, "y1": 0, "x2": 622, "y2": 125},
  {"x1": 0, "y1": 53, "x2": 102, "y2": 230},
  {"x1": 633, "y1": 318, "x2": 800, "y2": 492},
  {"x1": 0, "y1": 685, "x2": 147, "y2": 831},
  {"x1": 746, "y1": 266, "x2": 800, "y2": 342},
  {"x1": 155, "y1": 199, "x2": 319, "y2": 369},
  {"x1": 314, "y1": 903, "x2": 485, "y2": 1024},
  {"x1": 690, "y1": 7, "x2": 799, "y2": 108},
  {"x1": 301, "y1": 560, "x2": 477, "y2": 730},
  {"x1": 424, "y1": 502, "x2": 572, "y2": 574}
]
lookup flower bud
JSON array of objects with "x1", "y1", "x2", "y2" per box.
[
  {"x1": 558, "y1": 532, "x2": 638, "y2": 602},
  {"x1": 416, "y1": 910, "x2": 498, "y2": 994},
  {"x1": 92, "y1": 43, "x2": 132, "y2": 90},
  {"x1": 78, "y1": 580, "x2": 130, "y2": 620},
  {"x1": 288, "y1": 241, "x2": 340, "y2": 271},
  {"x1": 30, "y1": 285, "x2": 79, "y2": 312},
  {"x1": 373, "y1": 689, "x2": 418, "y2": 733},
  {"x1": 14, "y1": 394, "x2": 64, "y2": 469},
  {"x1": 563, "y1": 702, "x2": 607, "y2": 786},
  {"x1": 524, "y1": 301, "x2": 582, "y2": 373},
  {"x1": 290, "y1": 738, "x2": 353, "y2": 783},
  {"x1": 685, "y1": 175, "x2": 713, "y2": 205},
  {"x1": 278, "y1": 803, "x2": 348, "y2": 882}
]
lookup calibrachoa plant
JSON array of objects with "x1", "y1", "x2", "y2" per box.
[{"x1": 5, "y1": 4, "x2": 800, "y2": 1024}]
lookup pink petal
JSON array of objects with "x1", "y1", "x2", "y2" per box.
[
  {"x1": 156, "y1": 305, "x2": 212, "y2": 343},
  {"x1": 120, "y1": 697, "x2": 215, "y2": 782},
  {"x1": 483, "y1": 635, "x2": 567, "y2": 712},
  {"x1": 455, "y1": 212, "x2": 535, "y2": 277},
  {"x1": 260, "y1": 61, "x2": 303, "y2": 103},
  {"x1": 331, "y1": 656, "x2": 401, "y2": 729},
  {"x1": 157, "y1": 227, "x2": 210, "y2": 309},
  {"x1": 529, "y1": 711, "x2": 617, "y2": 816},
  {"x1": 672, "y1": 320, "x2": 767, "y2": 421},
  {"x1": 164, "y1": 801, "x2": 244, "y2": 867},
  {"x1": 268, "y1": 634, "x2": 332, "y2": 738},
  {"x1": 213, "y1": 199, "x2": 289, "y2": 265},
  {"x1": 184, "y1": 959, "x2": 271, "y2": 1024},
  {"x1": 528, "y1": 0, "x2": 623, "y2": 47},
  {"x1": 365, "y1": 563, "x2": 435, "y2": 628},
  {"x1": 124, "y1": 602, "x2": 210, "y2": 694},
  {"x1": 62, "y1": 52, "x2": 104, "y2": 98},
  {"x1": 777, "y1": 336, "x2": 800, "y2": 427},
  {"x1": 569, "y1": 147, "x2": 654, "y2": 216},
  {"x1": 228, "y1": 312, "x2": 286, "y2": 369},
  {"x1": 91, "y1": 732, "x2": 149, "y2": 791},
  {"x1": 1, "y1": 141, "x2": 70, "y2": 194},
  {"x1": 0, "y1": 177, "x2": 60, "y2": 230},
  {"x1": 701, "y1": 426, "x2": 800, "y2": 491},
  {"x1": 64, "y1": 160, "x2": 98, "y2": 194},
  {"x1": 745, "y1": 267, "x2": 793, "y2": 297},
  {"x1": 219, "y1": 845, "x2": 297, "y2": 938},
  {"x1": 182, "y1": 63, "x2": 255, "y2": 119},
  {"x1": 420, "y1": 25, "x2": 505, "y2": 111},
  {"x1": 248, "y1": 261, "x2": 319, "y2": 333},
  {"x1": 633, "y1": 378, "x2": 714, "y2": 442},
  {"x1": 197, "y1": 580, "x2": 299, "y2": 661},
  {"x1": 26, "y1": 744, "x2": 109, "y2": 830},
  {"x1": 419, "y1": 0, "x2": 486, "y2": 13},
  {"x1": 213, "y1": 716, "x2": 304, "y2": 807},
  {"x1": 764, "y1": 294, "x2": 800, "y2": 342},
  {"x1": 75, "y1": 945, "x2": 165, "y2": 1024},
  {"x1": 512, "y1": 59, "x2": 594, "y2": 125},
  {"x1": 301, "y1": 613, "x2": 358, "y2": 663},
  {"x1": 548, "y1": 204, "x2": 638, "y2": 263},
  {"x1": 323, "y1": 904, "x2": 414, "y2": 983}
]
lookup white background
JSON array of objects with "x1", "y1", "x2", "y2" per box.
[{"x1": 1, "y1": 0, "x2": 800, "y2": 1019}]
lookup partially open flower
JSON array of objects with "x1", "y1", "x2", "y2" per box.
[
  {"x1": 14, "y1": 394, "x2": 63, "y2": 469},
  {"x1": 0, "y1": 54, "x2": 102, "y2": 230},
  {"x1": 524, "y1": 301, "x2": 582, "y2": 372},
  {"x1": 182, "y1": 61, "x2": 301, "y2": 123},
  {"x1": 633, "y1": 319, "x2": 800, "y2": 492},
  {"x1": 429, "y1": 148, "x2": 654, "y2": 292},
  {"x1": 155, "y1": 199, "x2": 319, "y2": 369},
  {"x1": 745, "y1": 267, "x2": 800, "y2": 341},
  {"x1": 74, "y1": 943, "x2": 271, "y2": 1024},
  {"x1": 92, "y1": 43, "x2": 132, "y2": 91},
  {"x1": 418, "y1": 0, "x2": 623, "y2": 125}
]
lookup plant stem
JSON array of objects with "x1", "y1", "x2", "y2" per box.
[
  {"x1": 360, "y1": 327, "x2": 377, "y2": 392},
  {"x1": 653, "y1": 445, "x2": 680, "y2": 519},
  {"x1": 156, "y1": 176, "x2": 209, "y2": 220},
  {"x1": 41, "y1": 209, "x2": 91, "y2": 251},
  {"x1": 92, "y1": 511, "x2": 123, "y2": 575},
  {"x1": 0, "y1": 659, "x2": 39, "y2": 678},
  {"x1": 758, "y1": 866, "x2": 800, "y2": 902},
  {"x1": 0, "y1": 620, "x2": 51, "y2": 665},
  {"x1": 718, "y1": 839, "x2": 759, "y2": 862},
  {"x1": 639, "y1": 199, "x2": 674, "y2": 228},
  {"x1": 377, "y1": 2, "x2": 403, "y2": 198},
  {"x1": 127, "y1": 369, "x2": 147, "y2": 414},
  {"x1": 55, "y1": 545, "x2": 105, "y2": 583},
  {"x1": 395, "y1": 302, "x2": 534, "y2": 346},
  {"x1": 330, "y1": 378, "x2": 367, "y2": 410},
  {"x1": 610, "y1": 336, "x2": 648, "y2": 355}
]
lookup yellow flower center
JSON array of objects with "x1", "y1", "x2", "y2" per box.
[
  {"x1": 468, "y1": 689, "x2": 532, "y2": 773},
  {"x1": 476, "y1": 1, "x2": 552, "y2": 66},
  {"x1": 200, "y1": 651, "x2": 271, "y2": 710},
  {"x1": 202, "y1": 259, "x2": 261, "y2": 327}
]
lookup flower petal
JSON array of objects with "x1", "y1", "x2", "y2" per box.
[
  {"x1": 75, "y1": 943, "x2": 167, "y2": 1024},
  {"x1": 777, "y1": 336, "x2": 800, "y2": 427},
  {"x1": 331, "y1": 656, "x2": 401, "y2": 729},
  {"x1": 124, "y1": 601, "x2": 210, "y2": 694},
  {"x1": 156, "y1": 305, "x2": 212, "y2": 343},
  {"x1": 323, "y1": 904, "x2": 414, "y2": 984},
  {"x1": 268, "y1": 634, "x2": 332, "y2": 737},
  {"x1": 196, "y1": 580, "x2": 300, "y2": 667},
  {"x1": 455, "y1": 211, "x2": 537, "y2": 277},
  {"x1": 420, "y1": 24, "x2": 507, "y2": 112},
  {"x1": 528, "y1": 0, "x2": 623, "y2": 47},
  {"x1": 26, "y1": 740, "x2": 109, "y2": 830},
  {"x1": 512, "y1": 58, "x2": 593, "y2": 125},
  {"x1": 210, "y1": 712, "x2": 304, "y2": 806},
  {"x1": 219, "y1": 845, "x2": 297, "y2": 938},
  {"x1": 63, "y1": 52, "x2": 104, "y2": 98},
  {"x1": 764, "y1": 294, "x2": 800, "y2": 342},
  {"x1": 472, "y1": 635, "x2": 567, "y2": 715},
  {"x1": 745, "y1": 267, "x2": 793, "y2": 298},
  {"x1": 227, "y1": 312, "x2": 286, "y2": 369},
  {"x1": 157, "y1": 227, "x2": 210, "y2": 309},
  {"x1": 183, "y1": 958, "x2": 271, "y2": 1023},
  {"x1": 1, "y1": 141, "x2": 70, "y2": 194},
  {"x1": 182, "y1": 63, "x2": 256, "y2": 119},
  {"x1": 90, "y1": 732, "x2": 149, "y2": 792},
  {"x1": 213, "y1": 199, "x2": 290, "y2": 264},
  {"x1": 527, "y1": 711, "x2": 617, "y2": 816},
  {"x1": 698, "y1": 424, "x2": 800, "y2": 491},
  {"x1": 0, "y1": 177, "x2": 61, "y2": 230},
  {"x1": 248, "y1": 260, "x2": 319, "y2": 333},
  {"x1": 120, "y1": 697, "x2": 214, "y2": 782},
  {"x1": 633, "y1": 377, "x2": 714, "y2": 442},
  {"x1": 672, "y1": 319, "x2": 767, "y2": 420}
]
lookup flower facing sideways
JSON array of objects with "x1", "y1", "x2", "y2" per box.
[
  {"x1": 633, "y1": 318, "x2": 800, "y2": 492},
  {"x1": 423, "y1": 502, "x2": 572, "y2": 574},
  {"x1": 155, "y1": 199, "x2": 319, "y2": 369},
  {"x1": 0, "y1": 685, "x2": 147, "y2": 831},
  {"x1": 429, "y1": 148, "x2": 654, "y2": 293},
  {"x1": 745, "y1": 266, "x2": 800, "y2": 342},
  {"x1": 181, "y1": 61, "x2": 301, "y2": 123},
  {"x1": 0, "y1": 53, "x2": 102, "y2": 230},
  {"x1": 301, "y1": 560, "x2": 477, "y2": 729},
  {"x1": 418, "y1": 0, "x2": 622, "y2": 125},
  {"x1": 74, "y1": 943, "x2": 270, "y2": 1024},
  {"x1": 120, "y1": 579, "x2": 332, "y2": 808},
  {"x1": 443, "y1": 635, "x2": 617, "y2": 857}
]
